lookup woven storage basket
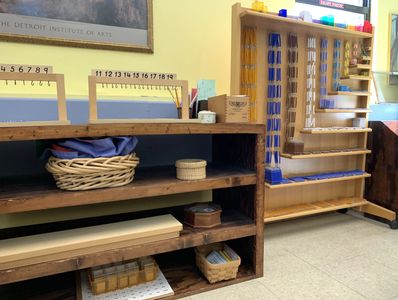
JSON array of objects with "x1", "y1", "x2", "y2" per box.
[
  {"x1": 175, "y1": 159, "x2": 206, "y2": 180},
  {"x1": 46, "y1": 153, "x2": 139, "y2": 191},
  {"x1": 195, "y1": 243, "x2": 241, "y2": 284}
]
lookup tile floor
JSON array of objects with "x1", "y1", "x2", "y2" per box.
[{"x1": 184, "y1": 211, "x2": 398, "y2": 300}]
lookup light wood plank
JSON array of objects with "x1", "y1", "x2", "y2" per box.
[
  {"x1": 264, "y1": 198, "x2": 369, "y2": 222},
  {"x1": 89, "y1": 118, "x2": 201, "y2": 124},
  {"x1": 349, "y1": 64, "x2": 371, "y2": 69},
  {"x1": 316, "y1": 108, "x2": 371, "y2": 113},
  {"x1": 0, "y1": 215, "x2": 182, "y2": 264},
  {"x1": 0, "y1": 121, "x2": 70, "y2": 127},
  {"x1": 281, "y1": 149, "x2": 371, "y2": 159},
  {"x1": 327, "y1": 91, "x2": 371, "y2": 96},
  {"x1": 300, "y1": 128, "x2": 372, "y2": 134}
]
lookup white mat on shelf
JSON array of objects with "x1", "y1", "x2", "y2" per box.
[{"x1": 80, "y1": 270, "x2": 174, "y2": 300}]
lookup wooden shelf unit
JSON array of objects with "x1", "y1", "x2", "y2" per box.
[
  {"x1": 230, "y1": 3, "x2": 396, "y2": 224},
  {"x1": 0, "y1": 123, "x2": 265, "y2": 299}
]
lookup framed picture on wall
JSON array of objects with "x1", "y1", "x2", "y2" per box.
[
  {"x1": 388, "y1": 13, "x2": 398, "y2": 84},
  {"x1": 0, "y1": 0, "x2": 153, "y2": 53}
]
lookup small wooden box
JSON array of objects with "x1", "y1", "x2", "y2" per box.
[
  {"x1": 208, "y1": 94, "x2": 249, "y2": 123},
  {"x1": 184, "y1": 203, "x2": 222, "y2": 228}
]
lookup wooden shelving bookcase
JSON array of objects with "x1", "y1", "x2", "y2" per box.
[
  {"x1": 0, "y1": 123, "x2": 265, "y2": 298},
  {"x1": 230, "y1": 3, "x2": 396, "y2": 226}
]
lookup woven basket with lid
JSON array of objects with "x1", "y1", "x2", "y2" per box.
[{"x1": 175, "y1": 159, "x2": 207, "y2": 180}]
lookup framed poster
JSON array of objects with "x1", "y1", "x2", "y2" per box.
[
  {"x1": 388, "y1": 13, "x2": 398, "y2": 84},
  {"x1": 0, "y1": 0, "x2": 153, "y2": 53}
]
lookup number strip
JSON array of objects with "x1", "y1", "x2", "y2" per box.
[
  {"x1": 0, "y1": 64, "x2": 53, "y2": 74},
  {"x1": 92, "y1": 69, "x2": 177, "y2": 80}
]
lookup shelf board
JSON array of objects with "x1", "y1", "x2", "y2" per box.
[
  {"x1": 0, "y1": 165, "x2": 256, "y2": 214},
  {"x1": 264, "y1": 198, "x2": 369, "y2": 223},
  {"x1": 341, "y1": 75, "x2": 372, "y2": 81},
  {"x1": 160, "y1": 258, "x2": 256, "y2": 299},
  {"x1": 316, "y1": 108, "x2": 371, "y2": 113},
  {"x1": 0, "y1": 123, "x2": 264, "y2": 142},
  {"x1": 281, "y1": 149, "x2": 371, "y2": 159},
  {"x1": 349, "y1": 64, "x2": 371, "y2": 69},
  {"x1": 327, "y1": 91, "x2": 371, "y2": 96},
  {"x1": 300, "y1": 128, "x2": 372, "y2": 134},
  {"x1": 0, "y1": 210, "x2": 256, "y2": 284},
  {"x1": 240, "y1": 9, "x2": 373, "y2": 38},
  {"x1": 265, "y1": 173, "x2": 371, "y2": 189}
]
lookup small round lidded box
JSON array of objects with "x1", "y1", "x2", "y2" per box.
[{"x1": 175, "y1": 159, "x2": 207, "y2": 180}]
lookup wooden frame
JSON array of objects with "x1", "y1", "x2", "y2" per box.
[
  {"x1": 88, "y1": 76, "x2": 193, "y2": 123},
  {"x1": 231, "y1": 3, "x2": 396, "y2": 225},
  {"x1": 388, "y1": 12, "x2": 398, "y2": 84},
  {"x1": 0, "y1": 72, "x2": 69, "y2": 127},
  {"x1": 0, "y1": 0, "x2": 153, "y2": 53}
]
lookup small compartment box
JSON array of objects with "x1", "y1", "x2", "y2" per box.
[
  {"x1": 184, "y1": 203, "x2": 222, "y2": 228},
  {"x1": 88, "y1": 256, "x2": 158, "y2": 295},
  {"x1": 176, "y1": 159, "x2": 207, "y2": 180},
  {"x1": 195, "y1": 242, "x2": 241, "y2": 284},
  {"x1": 208, "y1": 94, "x2": 249, "y2": 123}
]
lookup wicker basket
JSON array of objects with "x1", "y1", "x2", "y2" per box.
[
  {"x1": 46, "y1": 153, "x2": 139, "y2": 191},
  {"x1": 195, "y1": 243, "x2": 241, "y2": 283},
  {"x1": 175, "y1": 159, "x2": 206, "y2": 180}
]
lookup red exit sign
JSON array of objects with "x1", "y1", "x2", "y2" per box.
[{"x1": 319, "y1": 0, "x2": 345, "y2": 9}]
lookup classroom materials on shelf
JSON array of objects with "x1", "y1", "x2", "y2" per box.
[
  {"x1": 284, "y1": 33, "x2": 304, "y2": 155},
  {"x1": 241, "y1": 26, "x2": 257, "y2": 121},
  {"x1": 184, "y1": 203, "x2": 222, "y2": 229},
  {"x1": 0, "y1": 215, "x2": 183, "y2": 267},
  {"x1": 45, "y1": 137, "x2": 139, "y2": 191},
  {"x1": 338, "y1": 85, "x2": 352, "y2": 92},
  {"x1": 332, "y1": 39, "x2": 342, "y2": 91},
  {"x1": 303, "y1": 126, "x2": 369, "y2": 132},
  {"x1": 273, "y1": 170, "x2": 367, "y2": 185},
  {"x1": 320, "y1": 15, "x2": 334, "y2": 26},
  {"x1": 195, "y1": 243, "x2": 241, "y2": 284},
  {"x1": 175, "y1": 159, "x2": 207, "y2": 180},
  {"x1": 319, "y1": 38, "x2": 336, "y2": 111},
  {"x1": 265, "y1": 32, "x2": 283, "y2": 184},
  {"x1": 343, "y1": 40, "x2": 350, "y2": 77},
  {"x1": 208, "y1": 94, "x2": 249, "y2": 123},
  {"x1": 0, "y1": 70, "x2": 69, "y2": 127},
  {"x1": 88, "y1": 75, "x2": 193, "y2": 123},
  {"x1": 198, "y1": 110, "x2": 216, "y2": 124},
  {"x1": 80, "y1": 262, "x2": 174, "y2": 300},
  {"x1": 251, "y1": 0, "x2": 267, "y2": 12},
  {"x1": 299, "y1": 11, "x2": 312, "y2": 22},
  {"x1": 88, "y1": 256, "x2": 158, "y2": 295},
  {"x1": 351, "y1": 42, "x2": 359, "y2": 65},
  {"x1": 304, "y1": 36, "x2": 316, "y2": 128},
  {"x1": 278, "y1": 9, "x2": 287, "y2": 17},
  {"x1": 319, "y1": 99, "x2": 335, "y2": 109},
  {"x1": 353, "y1": 117, "x2": 366, "y2": 128},
  {"x1": 285, "y1": 140, "x2": 304, "y2": 155}
]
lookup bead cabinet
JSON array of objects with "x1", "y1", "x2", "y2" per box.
[{"x1": 230, "y1": 3, "x2": 396, "y2": 226}]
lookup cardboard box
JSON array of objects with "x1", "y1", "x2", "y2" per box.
[{"x1": 208, "y1": 94, "x2": 249, "y2": 123}]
